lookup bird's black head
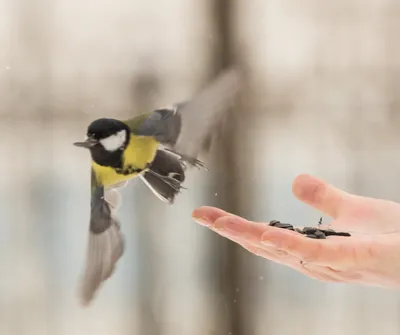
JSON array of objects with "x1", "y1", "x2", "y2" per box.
[
  {"x1": 86, "y1": 118, "x2": 129, "y2": 143},
  {"x1": 74, "y1": 118, "x2": 130, "y2": 168}
]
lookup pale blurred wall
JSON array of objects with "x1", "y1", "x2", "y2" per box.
[{"x1": 1, "y1": 1, "x2": 400, "y2": 335}]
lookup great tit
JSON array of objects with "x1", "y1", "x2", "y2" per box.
[{"x1": 73, "y1": 67, "x2": 241, "y2": 305}]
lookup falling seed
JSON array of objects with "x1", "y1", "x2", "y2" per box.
[
  {"x1": 215, "y1": 192, "x2": 218, "y2": 196},
  {"x1": 233, "y1": 299, "x2": 237, "y2": 303},
  {"x1": 235, "y1": 288, "x2": 239, "y2": 292},
  {"x1": 5, "y1": 66, "x2": 10, "y2": 70},
  {"x1": 259, "y1": 276, "x2": 264, "y2": 281}
]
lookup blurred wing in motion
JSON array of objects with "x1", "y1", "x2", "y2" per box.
[
  {"x1": 78, "y1": 170, "x2": 125, "y2": 306},
  {"x1": 126, "y1": 67, "x2": 241, "y2": 164}
]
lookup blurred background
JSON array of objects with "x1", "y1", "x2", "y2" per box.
[{"x1": 2, "y1": 0, "x2": 400, "y2": 334}]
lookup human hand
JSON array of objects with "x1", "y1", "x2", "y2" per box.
[{"x1": 192, "y1": 174, "x2": 400, "y2": 288}]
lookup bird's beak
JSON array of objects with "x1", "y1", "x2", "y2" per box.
[{"x1": 73, "y1": 138, "x2": 98, "y2": 149}]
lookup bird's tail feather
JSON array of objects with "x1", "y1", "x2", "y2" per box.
[{"x1": 141, "y1": 149, "x2": 186, "y2": 204}]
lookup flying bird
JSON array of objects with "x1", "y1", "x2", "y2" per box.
[{"x1": 73, "y1": 67, "x2": 241, "y2": 305}]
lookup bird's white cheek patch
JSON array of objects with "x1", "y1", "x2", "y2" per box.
[{"x1": 100, "y1": 130, "x2": 127, "y2": 151}]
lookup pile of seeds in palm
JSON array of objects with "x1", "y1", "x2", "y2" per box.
[{"x1": 268, "y1": 219, "x2": 351, "y2": 239}]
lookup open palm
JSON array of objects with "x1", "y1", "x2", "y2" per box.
[{"x1": 192, "y1": 174, "x2": 400, "y2": 288}]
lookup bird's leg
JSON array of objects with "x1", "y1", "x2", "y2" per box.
[{"x1": 164, "y1": 148, "x2": 208, "y2": 170}]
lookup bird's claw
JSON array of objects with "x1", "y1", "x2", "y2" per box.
[{"x1": 165, "y1": 149, "x2": 209, "y2": 171}]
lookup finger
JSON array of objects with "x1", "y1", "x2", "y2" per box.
[
  {"x1": 209, "y1": 217, "x2": 297, "y2": 263},
  {"x1": 192, "y1": 206, "x2": 237, "y2": 227},
  {"x1": 208, "y1": 226, "x2": 291, "y2": 264},
  {"x1": 293, "y1": 175, "x2": 400, "y2": 234},
  {"x1": 330, "y1": 200, "x2": 400, "y2": 234},
  {"x1": 210, "y1": 217, "x2": 277, "y2": 255},
  {"x1": 212, "y1": 227, "x2": 317, "y2": 277},
  {"x1": 212, "y1": 215, "x2": 267, "y2": 242},
  {"x1": 292, "y1": 174, "x2": 351, "y2": 219}
]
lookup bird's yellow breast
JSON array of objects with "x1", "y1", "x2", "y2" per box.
[{"x1": 92, "y1": 134, "x2": 158, "y2": 188}]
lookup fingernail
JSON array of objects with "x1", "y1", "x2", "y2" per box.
[{"x1": 193, "y1": 216, "x2": 212, "y2": 227}]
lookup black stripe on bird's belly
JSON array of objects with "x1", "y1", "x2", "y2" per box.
[{"x1": 115, "y1": 165, "x2": 148, "y2": 175}]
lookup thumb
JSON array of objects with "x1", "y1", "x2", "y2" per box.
[{"x1": 292, "y1": 174, "x2": 350, "y2": 219}]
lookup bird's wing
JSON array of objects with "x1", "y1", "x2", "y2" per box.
[
  {"x1": 78, "y1": 168, "x2": 125, "y2": 306},
  {"x1": 124, "y1": 67, "x2": 241, "y2": 159}
]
